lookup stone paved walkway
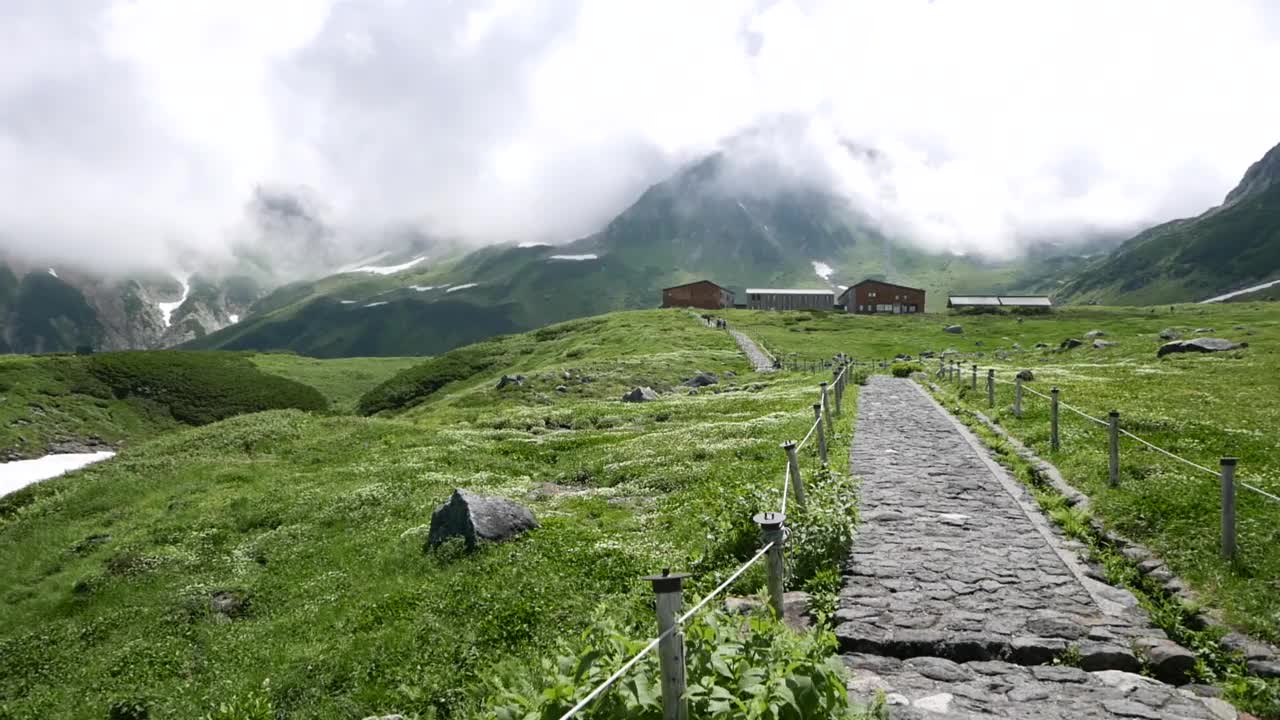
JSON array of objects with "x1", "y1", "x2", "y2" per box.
[
  {"x1": 729, "y1": 329, "x2": 776, "y2": 372},
  {"x1": 839, "y1": 377, "x2": 1240, "y2": 718}
]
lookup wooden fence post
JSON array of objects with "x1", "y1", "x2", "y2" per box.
[
  {"x1": 832, "y1": 368, "x2": 843, "y2": 416},
  {"x1": 971, "y1": 364, "x2": 977, "y2": 391},
  {"x1": 1221, "y1": 457, "x2": 1237, "y2": 560},
  {"x1": 783, "y1": 441, "x2": 807, "y2": 508},
  {"x1": 987, "y1": 369, "x2": 995, "y2": 408},
  {"x1": 1108, "y1": 411, "x2": 1120, "y2": 487},
  {"x1": 820, "y1": 383, "x2": 833, "y2": 433},
  {"x1": 753, "y1": 512, "x2": 786, "y2": 618},
  {"x1": 1050, "y1": 387, "x2": 1060, "y2": 451},
  {"x1": 1014, "y1": 375, "x2": 1023, "y2": 418},
  {"x1": 813, "y1": 404, "x2": 828, "y2": 466},
  {"x1": 642, "y1": 570, "x2": 691, "y2": 720}
]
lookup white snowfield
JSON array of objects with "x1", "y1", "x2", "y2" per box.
[
  {"x1": 1199, "y1": 278, "x2": 1280, "y2": 304},
  {"x1": 345, "y1": 256, "x2": 426, "y2": 275},
  {"x1": 364, "y1": 301, "x2": 389, "y2": 308},
  {"x1": 812, "y1": 261, "x2": 834, "y2": 282},
  {"x1": 157, "y1": 273, "x2": 191, "y2": 328},
  {"x1": 517, "y1": 242, "x2": 550, "y2": 248},
  {"x1": 0, "y1": 451, "x2": 115, "y2": 498},
  {"x1": 48, "y1": 268, "x2": 58, "y2": 278},
  {"x1": 549, "y1": 254, "x2": 598, "y2": 261},
  {"x1": 229, "y1": 314, "x2": 240, "y2": 324},
  {"x1": 446, "y1": 283, "x2": 478, "y2": 293},
  {"x1": 409, "y1": 285, "x2": 435, "y2": 292}
]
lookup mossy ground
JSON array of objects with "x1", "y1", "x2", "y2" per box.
[{"x1": 1, "y1": 311, "x2": 857, "y2": 719}]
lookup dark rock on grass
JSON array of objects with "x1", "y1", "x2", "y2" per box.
[
  {"x1": 1247, "y1": 659, "x2": 1280, "y2": 678},
  {"x1": 1016, "y1": 369, "x2": 1035, "y2": 381},
  {"x1": 427, "y1": 489, "x2": 538, "y2": 551},
  {"x1": 555, "y1": 385, "x2": 568, "y2": 393},
  {"x1": 1085, "y1": 330, "x2": 1106, "y2": 338},
  {"x1": 1159, "y1": 328, "x2": 1182, "y2": 340},
  {"x1": 1093, "y1": 339, "x2": 1118, "y2": 349},
  {"x1": 495, "y1": 374, "x2": 525, "y2": 389},
  {"x1": 48, "y1": 437, "x2": 113, "y2": 454},
  {"x1": 1156, "y1": 338, "x2": 1247, "y2": 357},
  {"x1": 1034, "y1": 342, "x2": 1050, "y2": 349},
  {"x1": 1060, "y1": 338, "x2": 1083, "y2": 350},
  {"x1": 683, "y1": 371, "x2": 718, "y2": 388},
  {"x1": 210, "y1": 590, "x2": 250, "y2": 620},
  {"x1": 943, "y1": 324, "x2": 964, "y2": 334},
  {"x1": 622, "y1": 387, "x2": 659, "y2": 402},
  {"x1": 1136, "y1": 638, "x2": 1197, "y2": 684},
  {"x1": 1193, "y1": 327, "x2": 1216, "y2": 334}
]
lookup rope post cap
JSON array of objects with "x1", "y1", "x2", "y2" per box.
[
  {"x1": 752, "y1": 511, "x2": 786, "y2": 530},
  {"x1": 988, "y1": 369, "x2": 994, "y2": 375},
  {"x1": 1221, "y1": 457, "x2": 1238, "y2": 467},
  {"x1": 1051, "y1": 387, "x2": 1060, "y2": 395},
  {"x1": 820, "y1": 381, "x2": 828, "y2": 387},
  {"x1": 780, "y1": 440, "x2": 798, "y2": 450},
  {"x1": 1109, "y1": 410, "x2": 1119, "y2": 418},
  {"x1": 812, "y1": 403, "x2": 821, "y2": 411},
  {"x1": 641, "y1": 569, "x2": 692, "y2": 594}
]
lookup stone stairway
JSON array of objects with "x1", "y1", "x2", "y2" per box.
[{"x1": 839, "y1": 377, "x2": 1240, "y2": 719}]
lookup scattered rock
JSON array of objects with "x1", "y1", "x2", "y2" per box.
[
  {"x1": 48, "y1": 438, "x2": 113, "y2": 454},
  {"x1": 1136, "y1": 638, "x2": 1197, "y2": 684},
  {"x1": 427, "y1": 489, "x2": 538, "y2": 551},
  {"x1": 562, "y1": 370, "x2": 572, "y2": 380},
  {"x1": 974, "y1": 341, "x2": 984, "y2": 347},
  {"x1": 683, "y1": 371, "x2": 718, "y2": 388},
  {"x1": 1193, "y1": 328, "x2": 1215, "y2": 335},
  {"x1": 210, "y1": 590, "x2": 250, "y2": 620},
  {"x1": 920, "y1": 351, "x2": 936, "y2": 359},
  {"x1": 1034, "y1": 342, "x2": 1050, "y2": 349},
  {"x1": 724, "y1": 592, "x2": 813, "y2": 632},
  {"x1": 1016, "y1": 369, "x2": 1035, "y2": 381},
  {"x1": 526, "y1": 482, "x2": 575, "y2": 501},
  {"x1": 1157, "y1": 338, "x2": 1247, "y2": 357},
  {"x1": 1085, "y1": 330, "x2": 1106, "y2": 338},
  {"x1": 1092, "y1": 339, "x2": 1118, "y2": 349},
  {"x1": 1247, "y1": 659, "x2": 1280, "y2": 678},
  {"x1": 1159, "y1": 328, "x2": 1182, "y2": 340},
  {"x1": 555, "y1": 385, "x2": 568, "y2": 393},
  {"x1": 622, "y1": 387, "x2": 659, "y2": 403},
  {"x1": 943, "y1": 325, "x2": 964, "y2": 334},
  {"x1": 725, "y1": 370, "x2": 737, "y2": 377},
  {"x1": 1012, "y1": 342, "x2": 1022, "y2": 350},
  {"x1": 1060, "y1": 338, "x2": 1083, "y2": 350},
  {"x1": 496, "y1": 374, "x2": 525, "y2": 389}
]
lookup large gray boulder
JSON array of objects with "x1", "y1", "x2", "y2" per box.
[
  {"x1": 428, "y1": 489, "x2": 538, "y2": 551},
  {"x1": 622, "y1": 387, "x2": 660, "y2": 402},
  {"x1": 1093, "y1": 339, "x2": 1117, "y2": 349},
  {"x1": 683, "y1": 371, "x2": 718, "y2": 388},
  {"x1": 1157, "y1": 338, "x2": 1247, "y2": 357},
  {"x1": 943, "y1": 325, "x2": 964, "y2": 334}
]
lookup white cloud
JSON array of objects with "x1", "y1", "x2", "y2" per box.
[{"x1": 1, "y1": 0, "x2": 1278, "y2": 271}]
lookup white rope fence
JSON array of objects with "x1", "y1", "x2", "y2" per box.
[{"x1": 557, "y1": 352, "x2": 855, "y2": 720}]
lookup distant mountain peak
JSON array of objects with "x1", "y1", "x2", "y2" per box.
[{"x1": 1223, "y1": 140, "x2": 1280, "y2": 207}]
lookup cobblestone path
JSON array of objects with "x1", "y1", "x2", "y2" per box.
[
  {"x1": 839, "y1": 377, "x2": 1239, "y2": 718},
  {"x1": 729, "y1": 329, "x2": 776, "y2": 372}
]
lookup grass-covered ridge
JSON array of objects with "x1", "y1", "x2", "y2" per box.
[
  {"x1": 1, "y1": 310, "x2": 864, "y2": 719},
  {"x1": 727, "y1": 303, "x2": 1280, "y2": 645}
]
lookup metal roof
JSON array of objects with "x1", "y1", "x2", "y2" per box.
[
  {"x1": 949, "y1": 296, "x2": 1002, "y2": 306},
  {"x1": 745, "y1": 288, "x2": 835, "y2": 296},
  {"x1": 998, "y1": 296, "x2": 1053, "y2": 307},
  {"x1": 662, "y1": 280, "x2": 730, "y2": 292},
  {"x1": 851, "y1": 279, "x2": 926, "y2": 293}
]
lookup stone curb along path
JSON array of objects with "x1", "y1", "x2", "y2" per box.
[
  {"x1": 838, "y1": 376, "x2": 1243, "y2": 719},
  {"x1": 728, "y1": 329, "x2": 776, "y2": 373}
]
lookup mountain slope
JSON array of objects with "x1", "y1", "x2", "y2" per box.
[
  {"x1": 1059, "y1": 141, "x2": 1280, "y2": 305},
  {"x1": 191, "y1": 151, "x2": 1073, "y2": 357}
]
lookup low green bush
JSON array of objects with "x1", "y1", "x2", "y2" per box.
[
  {"x1": 889, "y1": 362, "x2": 923, "y2": 378},
  {"x1": 357, "y1": 344, "x2": 500, "y2": 415},
  {"x1": 86, "y1": 351, "x2": 326, "y2": 425},
  {"x1": 484, "y1": 610, "x2": 882, "y2": 720}
]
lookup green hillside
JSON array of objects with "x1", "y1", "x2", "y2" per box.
[
  {"x1": 1059, "y1": 142, "x2": 1280, "y2": 305},
  {"x1": 1, "y1": 311, "x2": 865, "y2": 719}
]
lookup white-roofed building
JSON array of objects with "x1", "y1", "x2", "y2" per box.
[
  {"x1": 947, "y1": 295, "x2": 1053, "y2": 310},
  {"x1": 745, "y1": 288, "x2": 836, "y2": 311}
]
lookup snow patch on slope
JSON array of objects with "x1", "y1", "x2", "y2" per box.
[
  {"x1": 549, "y1": 254, "x2": 598, "y2": 261},
  {"x1": 812, "y1": 261, "x2": 834, "y2": 282},
  {"x1": 47, "y1": 268, "x2": 58, "y2": 279},
  {"x1": 345, "y1": 256, "x2": 427, "y2": 275},
  {"x1": 1, "y1": 451, "x2": 115, "y2": 498},
  {"x1": 158, "y1": 274, "x2": 190, "y2": 328},
  {"x1": 1200, "y1": 277, "x2": 1280, "y2": 303},
  {"x1": 518, "y1": 242, "x2": 550, "y2": 248},
  {"x1": 229, "y1": 314, "x2": 240, "y2": 324},
  {"x1": 446, "y1": 283, "x2": 478, "y2": 293}
]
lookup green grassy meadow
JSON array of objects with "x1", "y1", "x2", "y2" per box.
[
  {"x1": 1, "y1": 311, "x2": 863, "y2": 719},
  {"x1": 727, "y1": 304, "x2": 1280, "y2": 645},
  {"x1": 248, "y1": 353, "x2": 422, "y2": 413}
]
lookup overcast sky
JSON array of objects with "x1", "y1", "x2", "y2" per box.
[{"x1": 2, "y1": 0, "x2": 1279, "y2": 272}]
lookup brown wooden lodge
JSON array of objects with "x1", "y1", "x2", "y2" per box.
[
  {"x1": 838, "y1": 279, "x2": 926, "y2": 314},
  {"x1": 661, "y1": 280, "x2": 735, "y2": 310}
]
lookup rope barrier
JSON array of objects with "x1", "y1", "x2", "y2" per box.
[
  {"x1": 1116, "y1": 428, "x2": 1218, "y2": 477},
  {"x1": 556, "y1": 629, "x2": 674, "y2": 720},
  {"x1": 677, "y1": 541, "x2": 776, "y2": 625},
  {"x1": 1059, "y1": 401, "x2": 1109, "y2": 427},
  {"x1": 797, "y1": 416, "x2": 821, "y2": 451},
  {"x1": 1241, "y1": 481, "x2": 1280, "y2": 504},
  {"x1": 779, "y1": 463, "x2": 791, "y2": 515}
]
